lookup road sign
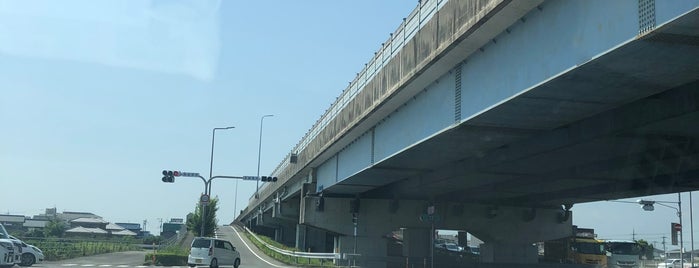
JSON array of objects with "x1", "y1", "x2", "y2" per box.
[
  {"x1": 419, "y1": 214, "x2": 441, "y2": 223},
  {"x1": 243, "y1": 176, "x2": 259, "y2": 181},
  {"x1": 180, "y1": 172, "x2": 200, "y2": 177},
  {"x1": 200, "y1": 194, "x2": 210, "y2": 205}
]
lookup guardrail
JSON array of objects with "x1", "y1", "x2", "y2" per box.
[{"x1": 243, "y1": 226, "x2": 340, "y2": 260}]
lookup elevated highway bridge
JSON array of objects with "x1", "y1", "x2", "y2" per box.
[{"x1": 237, "y1": 0, "x2": 699, "y2": 266}]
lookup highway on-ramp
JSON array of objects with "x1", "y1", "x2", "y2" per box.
[{"x1": 214, "y1": 225, "x2": 298, "y2": 268}]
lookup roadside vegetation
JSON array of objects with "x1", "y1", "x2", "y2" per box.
[
  {"x1": 22, "y1": 238, "x2": 140, "y2": 261},
  {"x1": 11, "y1": 219, "x2": 141, "y2": 261},
  {"x1": 144, "y1": 245, "x2": 189, "y2": 266},
  {"x1": 144, "y1": 197, "x2": 221, "y2": 266},
  {"x1": 186, "y1": 197, "x2": 219, "y2": 237}
]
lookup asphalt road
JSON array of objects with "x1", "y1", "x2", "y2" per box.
[
  {"x1": 215, "y1": 225, "x2": 297, "y2": 268},
  {"x1": 37, "y1": 251, "x2": 149, "y2": 268}
]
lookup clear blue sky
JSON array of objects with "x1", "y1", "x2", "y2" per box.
[{"x1": 0, "y1": 0, "x2": 697, "y2": 251}]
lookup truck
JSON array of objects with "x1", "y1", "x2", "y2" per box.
[
  {"x1": 605, "y1": 240, "x2": 641, "y2": 268},
  {"x1": 543, "y1": 226, "x2": 608, "y2": 267},
  {"x1": 0, "y1": 223, "x2": 17, "y2": 268}
]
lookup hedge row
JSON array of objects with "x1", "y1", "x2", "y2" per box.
[{"x1": 144, "y1": 252, "x2": 189, "y2": 266}]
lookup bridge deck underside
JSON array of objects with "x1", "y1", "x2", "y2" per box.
[{"x1": 325, "y1": 8, "x2": 699, "y2": 207}]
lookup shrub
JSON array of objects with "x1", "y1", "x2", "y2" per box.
[{"x1": 145, "y1": 252, "x2": 188, "y2": 266}]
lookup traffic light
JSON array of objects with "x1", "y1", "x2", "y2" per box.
[
  {"x1": 260, "y1": 176, "x2": 278, "y2": 182},
  {"x1": 672, "y1": 222, "x2": 681, "y2": 245},
  {"x1": 161, "y1": 170, "x2": 181, "y2": 183},
  {"x1": 350, "y1": 198, "x2": 360, "y2": 213}
]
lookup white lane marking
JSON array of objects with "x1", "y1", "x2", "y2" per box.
[
  {"x1": 81, "y1": 265, "x2": 95, "y2": 267},
  {"x1": 99, "y1": 265, "x2": 112, "y2": 267},
  {"x1": 228, "y1": 225, "x2": 290, "y2": 268},
  {"x1": 136, "y1": 266, "x2": 148, "y2": 268},
  {"x1": 61, "y1": 264, "x2": 78, "y2": 267},
  {"x1": 117, "y1": 265, "x2": 129, "y2": 268}
]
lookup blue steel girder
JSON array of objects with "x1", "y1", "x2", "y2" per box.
[
  {"x1": 322, "y1": 5, "x2": 699, "y2": 207},
  {"x1": 240, "y1": 0, "x2": 542, "y2": 219},
  {"x1": 240, "y1": 1, "x2": 699, "y2": 221}
]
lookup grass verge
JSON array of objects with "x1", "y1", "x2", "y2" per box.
[
  {"x1": 242, "y1": 230, "x2": 334, "y2": 267},
  {"x1": 22, "y1": 239, "x2": 140, "y2": 261}
]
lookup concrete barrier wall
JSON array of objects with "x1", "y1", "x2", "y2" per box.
[{"x1": 244, "y1": 0, "x2": 509, "y2": 216}]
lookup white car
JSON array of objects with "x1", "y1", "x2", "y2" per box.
[
  {"x1": 0, "y1": 224, "x2": 17, "y2": 268},
  {"x1": 658, "y1": 259, "x2": 692, "y2": 268},
  {"x1": 8, "y1": 236, "x2": 43, "y2": 267},
  {"x1": 187, "y1": 237, "x2": 240, "y2": 268}
]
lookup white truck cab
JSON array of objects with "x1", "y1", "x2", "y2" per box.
[{"x1": 0, "y1": 223, "x2": 17, "y2": 268}]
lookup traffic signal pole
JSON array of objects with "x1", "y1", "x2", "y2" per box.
[
  {"x1": 199, "y1": 175, "x2": 209, "y2": 237},
  {"x1": 161, "y1": 171, "x2": 275, "y2": 237}
]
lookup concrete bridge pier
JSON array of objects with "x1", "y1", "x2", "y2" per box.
[
  {"x1": 254, "y1": 211, "x2": 297, "y2": 247},
  {"x1": 300, "y1": 196, "x2": 410, "y2": 267},
  {"x1": 438, "y1": 204, "x2": 574, "y2": 264},
  {"x1": 300, "y1": 196, "x2": 574, "y2": 266}
]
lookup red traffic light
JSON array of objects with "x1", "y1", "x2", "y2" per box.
[
  {"x1": 173, "y1": 171, "x2": 180, "y2": 177},
  {"x1": 674, "y1": 223, "x2": 682, "y2": 231}
]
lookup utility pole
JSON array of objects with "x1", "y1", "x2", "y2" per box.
[{"x1": 663, "y1": 236, "x2": 667, "y2": 258}]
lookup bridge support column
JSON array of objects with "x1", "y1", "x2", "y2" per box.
[
  {"x1": 295, "y1": 224, "x2": 307, "y2": 250},
  {"x1": 480, "y1": 241, "x2": 538, "y2": 263},
  {"x1": 449, "y1": 206, "x2": 572, "y2": 264},
  {"x1": 458, "y1": 231, "x2": 468, "y2": 248},
  {"x1": 402, "y1": 228, "x2": 430, "y2": 260},
  {"x1": 273, "y1": 222, "x2": 296, "y2": 246},
  {"x1": 336, "y1": 235, "x2": 388, "y2": 267}
]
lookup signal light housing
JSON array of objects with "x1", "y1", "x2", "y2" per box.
[
  {"x1": 260, "y1": 176, "x2": 278, "y2": 182},
  {"x1": 161, "y1": 170, "x2": 178, "y2": 183}
]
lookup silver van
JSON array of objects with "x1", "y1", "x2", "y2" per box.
[{"x1": 187, "y1": 237, "x2": 240, "y2": 268}]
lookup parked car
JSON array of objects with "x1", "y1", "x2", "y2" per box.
[
  {"x1": 8, "y1": 236, "x2": 43, "y2": 267},
  {"x1": 444, "y1": 243, "x2": 461, "y2": 252},
  {"x1": 0, "y1": 224, "x2": 16, "y2": 268},
  {"x1": 187, "y1": 237, "x2": 240, "y2": 268},
  {"x1": 657, "y1": 259, "x2": 692, "y2": 268}
]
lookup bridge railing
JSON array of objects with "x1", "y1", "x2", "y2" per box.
[
  {"x1": 244, "y1": 0, "x2": 504, "y2": 214},
  {"x1": 246, "y1": 0, "x2": 450, "y2": 203}
]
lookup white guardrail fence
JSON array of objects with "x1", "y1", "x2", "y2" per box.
[{"x1": 243, "y1": 226, "x2": 342, "y2": 260}]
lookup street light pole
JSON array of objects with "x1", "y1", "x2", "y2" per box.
[
  {"x1": 639, "y1": 195, "x2": 685, "y2": 266},
  {"x1": 255, "y1": 115, "x2": 273, "y2": 199},
  {"x1": 209, "y1": 127, "x2": 234, "y2": 195},
  {"x1": 679, "y1": 193, "x2": 684, "y2": 266},
  {"x1": 691, "y1": 191, "x2": 695, "y2": 268},
  {"x1": 203, "y1": 126, "x2": 234, "y2": 237}
]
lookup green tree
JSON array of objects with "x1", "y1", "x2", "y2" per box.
[
  {"x1": 26, "y1": 229, "x2": 45, "y2": 238},
  {"x1": 636, "y1": 239, "x2": 655, "y2": 260},
  {"x1": 186, "y1": 196, "x2": 219, "y2": 237},
  {"x1": 44, "y1": 218, "x2": 66, "y2": 237}
]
